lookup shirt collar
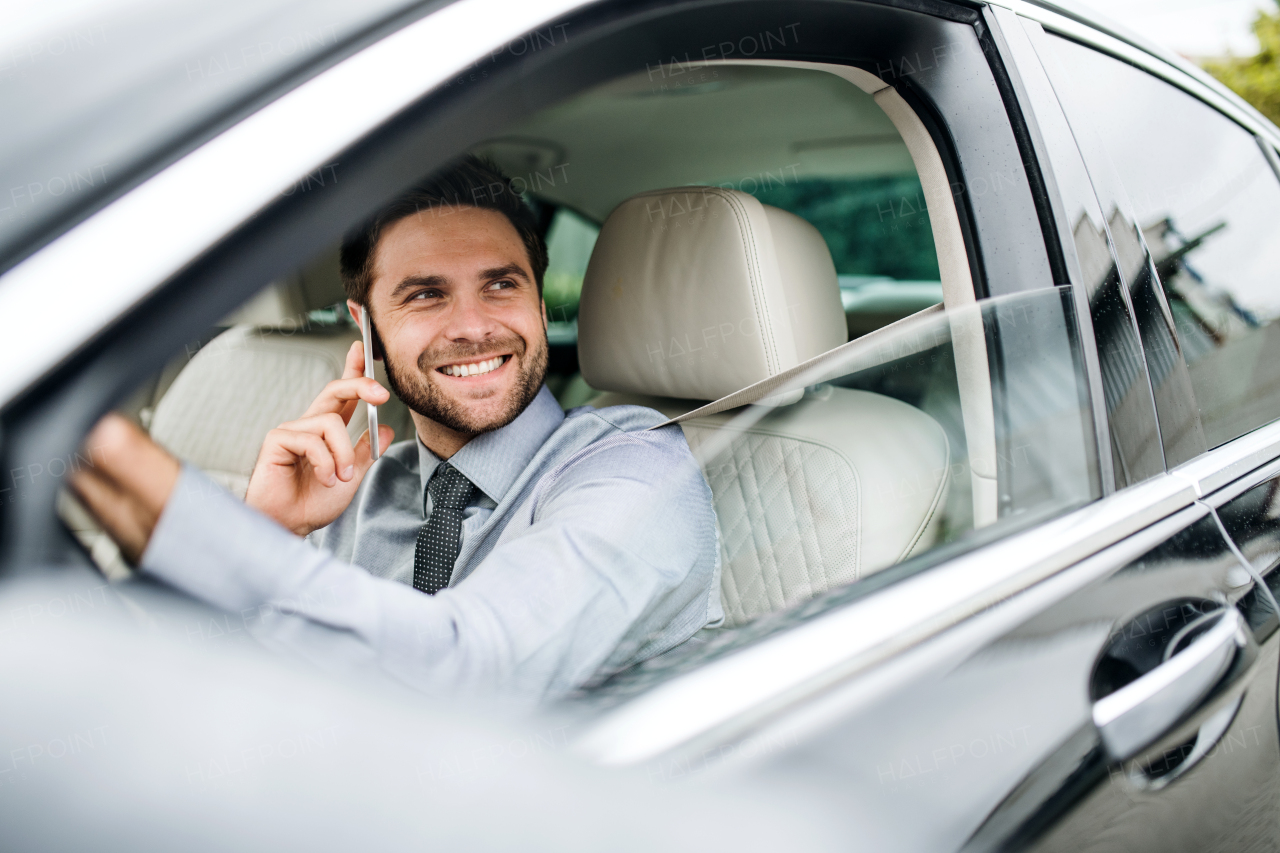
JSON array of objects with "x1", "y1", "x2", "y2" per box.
[{"x1": 416, "y1": 384, "x2": 565, "y2": 502}]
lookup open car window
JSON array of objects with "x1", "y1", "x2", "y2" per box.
[{"x1": 57, "y1": 57, "x2": 1100, "y2": 705}]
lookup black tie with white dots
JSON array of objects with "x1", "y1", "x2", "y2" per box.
[{"x1": 413, "y1": 463, "x2": 475, "y2": 595}]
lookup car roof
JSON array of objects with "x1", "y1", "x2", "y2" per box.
[
  {"x1": 0, "y1": 0, "x2": 447, "y2": 275},
  {"x1": 481, "y1": 64, "x2": 912, "y2": 222}
]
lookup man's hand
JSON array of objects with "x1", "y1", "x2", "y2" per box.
[
  {"x1": 245, "y1": 341, "x2": 395, "y2": 537},
  {"x1": 69, "y1": 414, "x2": 182, "y2": 565}
]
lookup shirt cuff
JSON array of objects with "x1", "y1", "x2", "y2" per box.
[{"x1": 139, "y1": 463, "x2": 325, "y2": 613}]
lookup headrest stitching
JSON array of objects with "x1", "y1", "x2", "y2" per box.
[{"x1": 716, "y1": 190, "x2": 782, "y2": 378}]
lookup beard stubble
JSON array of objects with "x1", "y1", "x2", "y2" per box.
[{"x1": 380, "y1": 328, "x2": 549, "y2": 437}]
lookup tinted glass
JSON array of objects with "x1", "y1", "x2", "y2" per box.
[
  {"x1": 541, "y1": 207, "x2": 598, "y2": 408},
  {"x1": 1007, "y1": 17, "x2": 1162, "y2": 491},
  {"x1": 1048, "y1": 37, "x2": 1280, "y2": 449},
  {"x1": 753, "y1": 176, "x2": 938, "y2": 281}
]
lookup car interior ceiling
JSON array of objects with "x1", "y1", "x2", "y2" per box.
[{"x1": 61, "y1": 59, "x2": 987, "y2": 627}]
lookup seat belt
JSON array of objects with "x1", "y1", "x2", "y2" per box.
[{"x1": 648, "y1": 302, "x2": 946, "y2": 429}]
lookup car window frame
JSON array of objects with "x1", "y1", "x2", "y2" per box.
[
  {"x1": 11, "y1": 0, "x2": 1279, "y2": 775},
  {"x1": 993, "y1": 8, "x2": 1180, "y2": 493},
  {"x1": 0, "y1": 0, "x2": 1011, "y2": 557},
  {"x1": 0, "y1": 0, "x2": 1095, "y2": 706}
]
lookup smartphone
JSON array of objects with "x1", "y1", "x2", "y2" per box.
[{"x1": 360, "y1": 305, "x2": 381, "y2": 461}]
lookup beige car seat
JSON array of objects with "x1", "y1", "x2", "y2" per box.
[
  {"x1": 578, "y1": 187, "x2": 950, "y2": 627},
  {"x1": 62, "y1": 254, "x2": 412, "y2": 577},
  {"x1": 148, "y1": 253, "x2": 414, "y2": 498}
]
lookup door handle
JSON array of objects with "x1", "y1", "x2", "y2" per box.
[{"x1": 1092, "y1": 607, "x2": 1249, "y2": 762}]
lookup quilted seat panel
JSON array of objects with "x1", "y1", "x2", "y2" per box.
[
  {"x1": 669, "y1": 386, "x2": 950, "y2": 627},
  {"x1": 684, "y1": 429, "x2": 861, "y2": 627}
]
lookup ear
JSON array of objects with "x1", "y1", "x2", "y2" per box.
[
  {"x1": 348, "y1": 299, "x2": 385, "y2": 361},
  {"x1": 541, "y1": 299, "x2": 548, "y2": 330}
]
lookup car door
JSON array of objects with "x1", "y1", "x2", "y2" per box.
[
  {"x1": 998, "y1": 10, "x2": 1280, "y2": 848},
  {"x1": 868, "y1": 7, "x2": 1280, "y2": 849},
  {"x1": 571, "y1": 5, "x2": 1280, "y2": 852}
]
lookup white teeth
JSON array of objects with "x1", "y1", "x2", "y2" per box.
[{"x1": 443, "y1": 356, "x2": 504, "y2": 377}]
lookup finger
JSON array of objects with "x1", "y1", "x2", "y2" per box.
[
  {"x1": 301, "y1": 377, "x2": 390, "y2": 419},
  {"x1": 276, "y1": 412, "x2": 359, "y2": 475},
  {"x1": 80, "y1": 413, "x2": 180, "y2": 517},
  {"x1": 341, "y1": 339, "x2": 364, "y2": 380},
  {"x1": 263, "y1": 429, "x2": 339, "y2": 487},
  {"x1": 69, "y1": 464, "x2": 127, "y2": 528},
  {"x1": 69, "y1": 466, "x2": 153, "y2": 563},
  {"x1": 286, "y1": 412, "x2": 356, "y2": 482},
  {"x1": 352, "y1": 424, "x2": 395, "y2": 473}
]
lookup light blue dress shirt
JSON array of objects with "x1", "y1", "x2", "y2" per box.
[{"x1": 139, "y1": 386, "x2": 723, "y2": 701}]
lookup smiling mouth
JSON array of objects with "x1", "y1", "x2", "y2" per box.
[{"x1": 437, "y1": 355, "x2": 510, "y2": 377}]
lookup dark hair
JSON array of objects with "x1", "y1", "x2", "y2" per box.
[{"x1": 339, "y1": 155, "x2": 549, "y2": 306}]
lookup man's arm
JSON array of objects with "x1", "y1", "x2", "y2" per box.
[
  {"x1": 70, "y1": 333, "x2": 393, "y2": 557},
  {"x1": 73, "y1": 415, "x2": 718, "y2": 700}
]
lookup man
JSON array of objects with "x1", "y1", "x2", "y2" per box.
[{"x1": 71, "y1": 156, "x2": 722, "y2": 700}]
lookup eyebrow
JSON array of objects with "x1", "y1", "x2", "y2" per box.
[
  {"x1": 390, "y1": 274, "x2": 447, "y2": 300},
  {"x1": 478, "y1": 264, "x2": 531, "y2": 284},
  {"x1": 388, "y1": 265, "x2": 531, "y2": 300}
]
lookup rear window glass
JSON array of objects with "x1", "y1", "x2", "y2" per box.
[{"x1": 1048, "y1": 35, "x2": 1280, "y2": 450}]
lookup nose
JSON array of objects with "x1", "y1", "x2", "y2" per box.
[{"x1": 442, "y1": 288, "x2": 500, "y2": 342}]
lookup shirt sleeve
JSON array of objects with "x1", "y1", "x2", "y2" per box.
[{"x1": 138, "y1": 428, "x2": 719, "y2": 701}]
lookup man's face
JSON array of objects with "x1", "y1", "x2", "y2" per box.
[{"x1": 356, "y1": 206, "x2": 548, "y2": 436}]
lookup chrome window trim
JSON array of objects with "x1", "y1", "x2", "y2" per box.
[
  {"x1": 1198, "y1": 453, "x2": 1280, "y2": 510},
  {"x1": 1172, "y1": 420, "x2": 1280, "y2": 499},
  {"x1": 992, "y1": 0, "x2": 1280, "y2": 149},
  {"x1": 575, "y1": 420, "x2": 1280, "y2": 766},
  {"x1": 0, "y1": 0, "x2": 591, "y2": 410}
]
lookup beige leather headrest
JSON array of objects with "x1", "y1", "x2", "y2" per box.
[{"x1": 577, "y1": 187, "x2": 845, "y2": 402}]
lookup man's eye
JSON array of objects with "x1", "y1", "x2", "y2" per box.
[
  {"x1": 411, "y1": 289, "x2": 443, "y2": 301},
  {"x1": 487, "y1": 279, "x2": 516, "y2": 291}
]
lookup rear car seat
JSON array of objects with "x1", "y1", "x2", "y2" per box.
[
  {"x1": 148, "y1": 258, "x2": 414, "y2": 498},
  {"x1": 62, "y1": 258, "x2": 414, "y2": 576},
  {"x1": 578, "y1": 187, "x2": 950, "y2": 626}
]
